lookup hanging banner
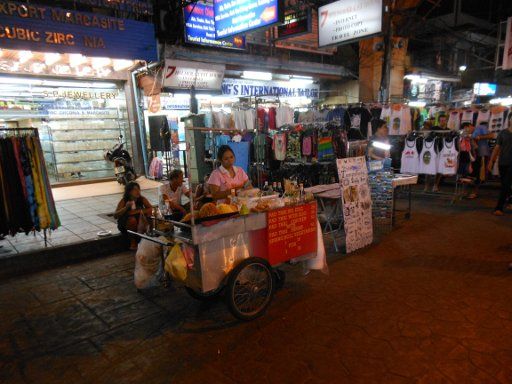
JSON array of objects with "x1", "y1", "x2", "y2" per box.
[
  {"x1": 337, "y1": 157, "x2": 373, "y2": 253},
  {"x1": 214, "y1": 0, "x2": 282, "y2": 39},
  {"x1": 163, "y1": 60, "x2": 225, "y2": 90},
  {"x1": 184, "y1": 2, "x2": 246, "y2": 50},
  {"x1": 276, "y1": 9, "x2": 311, "y2": 39},
  {"x1": 221, "y1": 77, "x2": 319, "y2": 98},
  {"x1": 318, "y1": 0, "x2": 382, "y2": 48},
  {"x1": 0, "y1": 1, "x2": 157, "y2": 61},
  {"x1": 503, "y1": 16, "x2": 512, "y2": 70}
]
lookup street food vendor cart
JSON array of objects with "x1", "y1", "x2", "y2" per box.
[{"x1": 131, "y1": 201, "x2": 319, "y2": 321}]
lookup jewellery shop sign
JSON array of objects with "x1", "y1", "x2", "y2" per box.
[{"x1": 0, "y1": 1, "x2": 157, "y2": 61}]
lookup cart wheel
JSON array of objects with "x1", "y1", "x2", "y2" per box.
[
  {"x1": 185, "y1": 286, "x2": 220, "y2": 301},
  {"x1": 226, "y1": 257, "x2": 274, "y2": 321}
]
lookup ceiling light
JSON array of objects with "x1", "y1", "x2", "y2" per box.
[
  {"x1": 242, "y1": 71, "x2": 272, "y2": 81},
  {"x1": 289, "y1": 77, "x2": 314, "y2": 85},
  {"x1": 91, "y1": 57, "x2": 111, "y2": 69},
  {"x1": 372, "y1": 141, "x2": 392, "y2": 151},
  {"x1": 112, "y1": 59, "x2": 134, "y2": 71},
  {"x1": 18, "y1": 51, "x2": 33, "y2": 63},
  {"x1": 69, "y1": 54, "x2": 86, "y2": 67},
  {"x1": 45, "y1": 53, "x2": 61, "y2": 66},
  {"x1": 459, "y1": 65, "x2": 467, "y2": 72}
]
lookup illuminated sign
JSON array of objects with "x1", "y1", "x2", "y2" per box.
[
  {"x1": 222, "y1": 77, "x2": 319, "y2": 98},
  {"x1": 0, "y1": 1, "x2": 157, "y2": 61},
  {"x1": 473, "y1": 83, "x2": 497, "y2": 96},
  {"x1": 318, "y1": 0, "x2": 382, "y2": 47},
  {"x1": 163, "y1": 60, "x2": 225, "y2": 90},
  {"x1": 276, "y1": 9, "x2": 311, "y2": 39},
  {"x1": 72, "y1": 0, "x2": 153, "y2": 16},
  {"x1": 214, "y1": 0, "x2": 282, "y2": 39},
  {"x1": 184, "y1": 2, "x2": 245, "y2": 50}
]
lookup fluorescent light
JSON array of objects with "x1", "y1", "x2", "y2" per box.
[
  {"x1": 463, "y1": 100, "x2": 472, "y2": 106},
  {"x1": 242, "y1": 71, "x2": 272, "y2": 81},
  {"x1": 18, "y1": 51, "x2": 32, "y2": 63},
  {"x1": 45, "y1": 53, "x2": 61, "y2": 66},
  {"x1": 289, "y1": 77, "x2": 314, "y2": 85},
  {"x1": 408, "y1": 101, "x2": 426, "y2": 107},
  {"x1": 113, "y1": 59, "x2": 134, "y2": 71},
  {"x1": 490, "y1": 97, "x2": 512, "y2": 106},
  {"x1": 459, "y1": 65, "x2": 467, "y2": 71},
  {"x1": 0, "y1": 76, "x2": 118, "y2": 88},
  {"x1": 92, "y1": 57, "x2": 111, "y2": 69},
  {"x1": 69, "y1": 54, "x2": 86, "y2": 67},
  {"x1": 372, "y1": 141, "x2": 392, "y2": 150},
  {"x1": 195, "y1": 94, "x2": 213, "y2": 100}
]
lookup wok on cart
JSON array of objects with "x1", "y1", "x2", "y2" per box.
[{"x1": 129, "y1": 201, "x2": 320, "y2": 321}]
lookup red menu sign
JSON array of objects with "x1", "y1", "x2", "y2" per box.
[{"x1": 266, "y1": 202, "x2": 317, "y2": 265}]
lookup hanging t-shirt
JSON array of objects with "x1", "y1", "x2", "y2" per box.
[
  {"x1": 348, "y1": 107, "x2": 372, "y2": 139},
  {"x1": 399, "y1": 106, "x2": 412, "y2": 135},
  {"x1": 276, "y1": 106, "x2": 294, "y2": 128},
  {"x1": 489, "y1": 106, "x2": 508, "y2": 132},
  {"x1": 286, "y1": 132, "x2": 302, "y2": 160},
  {"x1": 245, "y1": 109, "x2": 256, "y2": 131},
  {"x1": 400, "y1": 139, "x2": 419, "y2": 174},
  {"x1": 233, "y1": 110, "x2": 246, "y2": 131},
  {"x1": 460, "y1": 109, "x2": 475, "y2": 125},
  {"x1": 476, "y1": 109, "x2": 491, "y2": 126},
  {"x1": 437, "y1": 139, "x2": 458, "y2": 175},
  {"x1": 253, "y1": 133, "x2": 267, "y2": 162},
  {"x1": 390, "y1": 104, "x2": 403, "y2": 135},
  {"x1": 327, "y1": 107, "x2": 347, "y2": 125},
  {"x1": 418, "y1": 139, "x2": 438, "y2": 175},
  {"x1": 429, "y1": 106, "x2": 447, "y2": 125},
  {"x1": 298, "y1": 110, "x2": 315, "y2": 123},
  {"x1": 447, "y1": 110, "x2": 461, "y2": 131},
  {"x1": 214, "y1": 134, "x2": 231, "y2": 159},
  {"x1": 257, "y1": 108, "x2": 267, "y2": 130},
  {"x1": 268, "y1": 107, "x2": 277, "y2": 130},
  {"x1": 272, "y1": 133, "x2": 287, "y2": 161},
  {"x1": 317, "y1": 131, "x2": 334, "y2": 161},
  {"x1": 380, "y1": 105, "x2": 391, "y2": 125}
]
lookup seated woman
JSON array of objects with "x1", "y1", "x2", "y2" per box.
[
  {"x1": 208, "y1": 145, "x2": 251, "y2": 202},
  {"x1": 114, "y1": 182, "x2": 153, "y2": 250},
  {"x1": 159, "y1": 169, "x2": 190, "y2": 221}
]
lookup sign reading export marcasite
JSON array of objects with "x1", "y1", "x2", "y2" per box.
[{"x1": 318, "y1": 0, "x2": 382, "y2": 48}]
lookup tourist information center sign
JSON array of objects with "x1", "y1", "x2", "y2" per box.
[
  {"x1": 318, "y1": 0, "x2": 382, "y2": 47},
  {"x1": 214, "y1": 0, "x2": 282, "y2": 39},
  {"x1": 0, "y1": 1, "x2": 157, "y2": 60}
]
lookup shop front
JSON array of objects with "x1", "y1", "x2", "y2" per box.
[{"x1": 0, "y1": 0, "x2": 157, "y2": 184}]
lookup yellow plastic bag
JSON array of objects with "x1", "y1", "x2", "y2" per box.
[{"x1": 165, "y1": 243, "x2": 188, "y2": 282}]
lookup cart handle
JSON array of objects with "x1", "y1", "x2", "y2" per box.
[{"x1": 127, "y1": 230, "x2": 175, "y2": 246}]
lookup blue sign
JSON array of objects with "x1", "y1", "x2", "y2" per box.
[
  {"x1": 184, "y1": 2, "x2": 245, "y2": 50},
  {"x1": 214, "y1": 0, "x2": 282, "y2": 39},
  {"x1": 0, "y1": 1, "x2": 157, "y2": 61}
]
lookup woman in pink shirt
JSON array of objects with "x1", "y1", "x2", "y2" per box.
[{"x1": 208, "y1": 145, "x2": 250, "y2": 201}]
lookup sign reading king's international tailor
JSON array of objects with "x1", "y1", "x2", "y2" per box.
[
  {"x1": 0, "y1": 1, "x2": 157, "y2": 61},
  {"x1": 318, "y1": 0, "x2": 382, "y2": 48},
  {"x1": 222, "y1": 77, "x2": 319, "y2": 98},
  {"x1": 214, "y1": 0, "x2": 282, "y2": 39}
]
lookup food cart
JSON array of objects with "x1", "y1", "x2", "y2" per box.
[{"x1": 131, "y1": 200, "x2": 320, "y2": 321}]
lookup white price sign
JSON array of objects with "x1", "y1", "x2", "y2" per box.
[
  {"x1": 163, "y1": 60, "x2": 225, "y2": 91},
  {"x1": 318, "y1": 0, "x2": 382, "y2": 48}
]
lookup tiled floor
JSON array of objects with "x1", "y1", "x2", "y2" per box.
[{"x1": 0, "y1": 189, "x2": 158, "y2": 257}]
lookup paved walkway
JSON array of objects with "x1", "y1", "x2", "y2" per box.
[{"x1": 1, "y1": 195, "x2": 512, "y2": 383}]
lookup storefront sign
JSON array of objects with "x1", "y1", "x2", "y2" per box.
[
  {"x1": 42, "y1": 89, "x2": 120, "y2": 100},
  {"x1": 47, "y1": 109, "x2": 119, "y2": 119},
  {"x1": 0, "y1": 1, "x2": 157, "y2": 61},
  {"x1": 276, "y1": 9, "x2": 311, "y2": 39},
  {"x1": 184, "y1": 2, "x2": 245, "y2": 50},
  {"x1": 318, "y1": 0, "x2": 382, "y2": 47},
  {"x1": 503, "y1": 17, "x2": 512, "y2": 70},
  {"x1": 337, "y1": 157, "x2": 373, "y2": 253},
  {"x1": 267, "y1": 202, "x2": 317, "y2": 265},
  {"x1": 163, "y1": 59, "x2": 225, "y2": 90},
  {"x1": 222, "y1": 77, "x2": 319, "y2": 98},
  {"x1": 214, "y1": 0, "x2": 282, "y2": 39}
]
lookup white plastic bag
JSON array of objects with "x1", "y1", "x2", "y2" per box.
[{"x1": 134, "y1": 239, "x2": 163, "y2": 289}]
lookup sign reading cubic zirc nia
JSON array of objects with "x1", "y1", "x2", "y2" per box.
[
  {"x1": 0, "y1": 1, "x2": 157, "y2": 61},
  {"x1": 184, "y1": 2, "x2": 245, "y2": 50},
  {"x1": 214, "y1": 0, "x2": 281, "y2": 39},
  {"x1": 318, "y1": 0, "x2": 382, "y2": 48}
]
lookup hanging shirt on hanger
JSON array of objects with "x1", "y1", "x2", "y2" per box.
[
  {"x1": 437, "y1": 138, "x2": 458, "y2": 175},
  {"x1": 476, "y1": 109, "x2": 491, "y2": 126},
  {"x1": 429, "y1": 106, "x2": 447, "y2": 125},
  {"x1": 399, "y1": 105, "x2": 412, "y2": 135},
  {"x1": 489, "y1": 106, "x2": 508, "y2": 132},
  {"x1": 253, "y1": 133, "x2": 267, "y2": 163},
  {"x1": 286, "y1": 132, "x2": 302, "y2": 160},
  {"x1": 460, "y1": 109, "x2": 475, "y2": 125},
  {"x1": 268, "y1": 107, "x2": 277, "y2": 130},
  {"x1": 245, "y1": 109, "x2": 256, "y2": 131},
  {"x1": 257, "y1": 108, "x2": 267, "y2": 130},
  {"x1": 272, "y1": 133, "x2": 287, "y2": 161},
  {"x1": 276, "y1": 106, "x2": 294, "y2": 128},
  {"x1": 390, "y1": 104, "x2": 403, "y2": 135},
  {"x1": 447, "y1": 110, "x2": 461, "y2": 131},
  {"x1": 233, "y1": 109, "x2": 247, "y2": 131},
  {"x1": 317, "y1": 130, "x2": 334, "y2": 161},
  {"x1": 348, "y1": 106, "x2": 372, "y2": 139},
  {"x1": 418, "y1": 139, "x2": 438, "y2": 175},
  {"x1": 380, "y1": 105, "x2": 391, "y2": 125},
  {"x1": 400, "y1": 139, "x2": 420, "y2": 174}
]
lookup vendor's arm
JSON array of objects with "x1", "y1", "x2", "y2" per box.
[
  {"x1": 367, "y1": 147, "x2": 384, "y2": 160},
  {"x1": 114, "y1": 199, "x2": 131, "y2": 219},
  {"x1": 488, "y1": 144, "x2": 501, "y2": 172}
]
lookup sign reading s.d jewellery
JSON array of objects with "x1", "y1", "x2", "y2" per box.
[
  {"x1": 42, "y1": 89, "x2": 120, "y2": 100},
  {"x1": 163, "y1": 60, "x2": 225, "y2": 91},
  {"x1": 318, "y1": 0, "x2": 382, "y2": 48},
  {"x1": 0, "y1": 0, "x2": 157, "y2": 61}
]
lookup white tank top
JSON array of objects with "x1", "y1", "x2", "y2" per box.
[
  {"x1": 418, "y1": 139, "x2": 438, "y2": 175},
  {"x1": 400, "y1": 139, "x2": 419, "y2": 174},
  {"x1": 437, "y1": 139, "x2": 458, "y2": 175}
]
